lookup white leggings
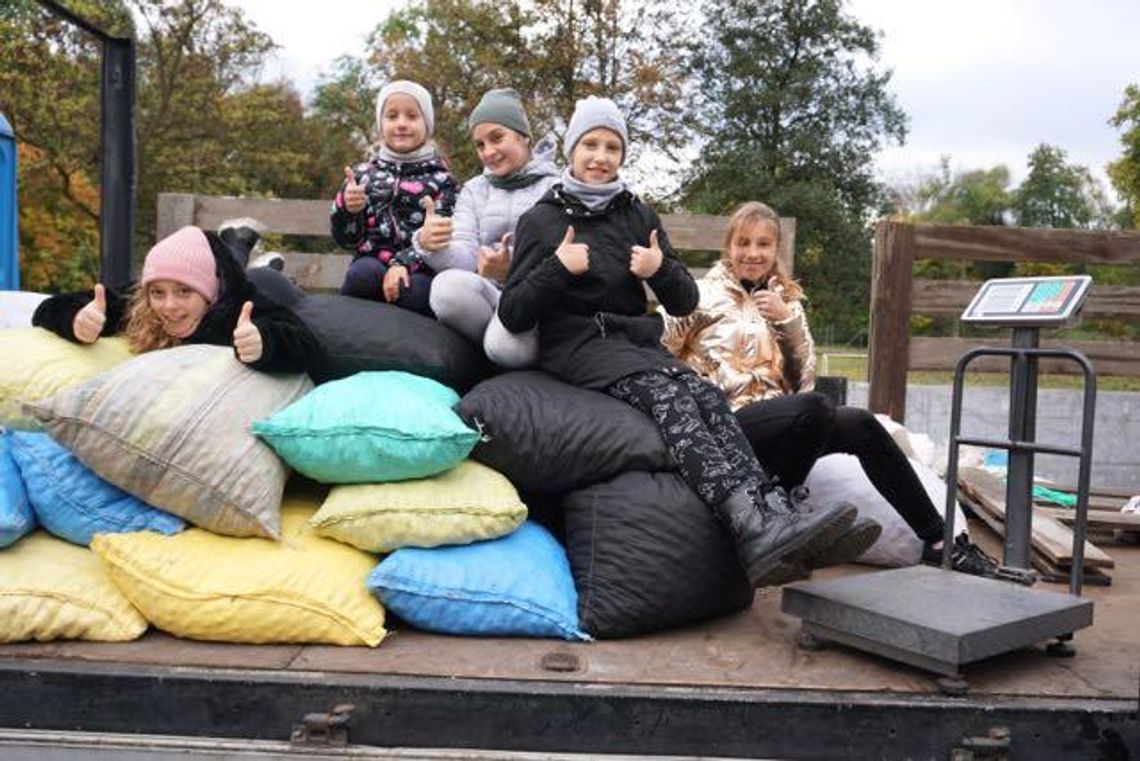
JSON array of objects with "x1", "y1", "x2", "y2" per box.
[{"x1": 429, "y1": 269, "x2": 538, "y2": 369}]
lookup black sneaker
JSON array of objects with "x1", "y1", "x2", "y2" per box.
[{"x1": 924, "y1": 533, "x2": 1000, "y2": 579}]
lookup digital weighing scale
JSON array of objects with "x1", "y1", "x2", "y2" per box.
[{"x1": 782, "y1": 275, "x2": 1097, "y2": 692}]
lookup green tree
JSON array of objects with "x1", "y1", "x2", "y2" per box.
[
  {"x1": 1109, "y1": 84, "x2": 1140, "y2": 229},
  {"x1": 1014, "y1": 143, "x2": 1112, "y2": 230},
  {"x1": 681, "y1": 0, "x2": 907, "y2": 342},
  {"x1": 315, "y1": 0, "x2": 691, "y2": 183}
]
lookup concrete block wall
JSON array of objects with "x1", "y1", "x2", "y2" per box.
[{"x1": 847, "y1": 383, "x2": 1139, "y2": 494}]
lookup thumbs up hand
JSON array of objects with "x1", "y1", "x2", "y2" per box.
[
  {"x1": 418, "y1": 195, "x2": 453, "y2": 252},
  {"x1": 555, "y1": 226, "x2": 589, "y2": 275},
  {"x1": 477, "y1": 231, "x2": 512, "y2": 282},
  {"x1": 630, "y1": 229, "x2": 663, "y2": 280},
  {"x1": 73, "y1": 283, "x2": 107, "y2": 344},
  {"x1": 232, "y1": 300, "x2": 263, "y2": 363},
  {"x1": 342, "y1": 166, "x2": 367, "y2": 215},
  {"x1": 754, "y1": 275, "x2": 790, "y2": 323}
]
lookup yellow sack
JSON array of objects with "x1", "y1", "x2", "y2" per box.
[
  {"x1": 310, "y1": 460, "x2": 527, "y2": 553},
  {"x1": 91, "y1": 494, "x2": 386, "y2": 646},
  {"x1": 0, "y1": 532, "x2": 147, "y2": 643},
  {"x1": 0, "y1": 329, "x2": 132, "y2": 430}
]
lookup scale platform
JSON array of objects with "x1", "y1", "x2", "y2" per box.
[{"x1": 781, "y1": 565, "x2": 1093, "y2": 678}]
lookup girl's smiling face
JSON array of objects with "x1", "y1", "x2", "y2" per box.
[
  {"x1": 472, "y1": 123, "x2": 531, "y2": 177},
  {"x1": 570, "y1": 128, "x2": 623, "y2": 185},
  {"x1": 146, "y1": 280, "x2": 210, "y2": 338},
  {"x1": 727, "y1": 219, "x2": 779, "y2": 283},
  {"x1": 380, "y1": 93, "x2": 428, "y2": 153}
]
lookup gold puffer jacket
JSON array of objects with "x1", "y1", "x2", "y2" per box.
[{"x1": 661, "y1": 261, "x2": 815, "y2": 410}]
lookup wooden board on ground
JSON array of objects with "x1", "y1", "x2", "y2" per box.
[
  {"x1": 957, "y1": 467, "x2": 1113, "y2": 570},
  {"x1": 1031, "y1": 552, "x2": 1112, "y2": 587},
  {"x1": 1035, "y1": 505, "x2": 1140, "y2": 532}
]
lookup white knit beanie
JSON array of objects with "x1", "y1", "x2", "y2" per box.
[
  {"x1": 375, "y1": 80, "x2": 435, "y2": 137},
  {"x1": 562, "y1": 96, "x2": 628, "y2": 162}
]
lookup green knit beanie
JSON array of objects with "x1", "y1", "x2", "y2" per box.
[{"x1": 467, "y1": 88, "x2": 531, "y2": 138}]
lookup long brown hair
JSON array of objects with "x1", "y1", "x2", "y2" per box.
[
  {"x1": 123, "y1": 286, "x2": 183, "y2": 354},
  {"x1": 722, "y1": 201, "x2": 804, "y2": 300}
]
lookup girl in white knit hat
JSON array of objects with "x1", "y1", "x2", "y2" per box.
[
  {"x1": 331, "y1": 80, "x2": 460, "y2": 314},
  {"x1": 499, "y1": 96, "x2": 854, "y2": 590},
  {"x1": 32, "y1": 225, "x2": 323, "y2": 373}
]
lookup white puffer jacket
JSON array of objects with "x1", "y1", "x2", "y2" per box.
[
  {"x1": 417, "y1": 134, "x2": 559, "y2": 285},
  {"x1": 661, "y1": 261, "x2": 816, "y2": 410}
]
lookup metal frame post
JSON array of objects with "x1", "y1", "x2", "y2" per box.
[{"x1": 1005, "y1": 328, "x2": 1040, "y2": 570}]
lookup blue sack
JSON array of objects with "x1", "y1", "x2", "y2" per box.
[
  {"x1": 367, "y1": 521, "x2": 588, "y2": 641},
  {"x1": 9, "y1": 431, "x2": 186, "y2": 546},
  {"x1": 0, "y1": 431, "x2": 33, "y2": 547}
]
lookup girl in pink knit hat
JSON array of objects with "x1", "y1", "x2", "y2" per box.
[{"x1": 33, "y1": 225, "x2": 322, "y2": 374}]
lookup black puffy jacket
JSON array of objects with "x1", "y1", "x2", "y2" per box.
[
  {"x1": 32, "y1": 233, "x2": 324, "y2": 375},
  {"x1": 498, "y1": 186, "x2": 698, "y2": 390}
]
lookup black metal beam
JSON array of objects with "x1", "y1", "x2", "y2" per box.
[
  {"x1": 0, "y1": 660, "x2": 1136, "y2": 760},
  {"x1": 35, "y1": 0, "x2": 136, "y2": 288}
]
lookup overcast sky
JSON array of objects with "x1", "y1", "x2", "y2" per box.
[{"x1": 231, "y1": 0, "x2": 1140, "y2": 193}]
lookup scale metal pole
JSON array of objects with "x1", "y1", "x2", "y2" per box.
[{"x1": 1004, "y1": 328, "x2": 1039, "y2": 570}]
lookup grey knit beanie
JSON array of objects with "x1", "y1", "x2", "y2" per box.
[
  {"x1": 562, "y1": 96, "x2": 628, "y2": 162},
  {"x1": 376, "y1": 80, "x2": 435, "y2": 137},
  {"x1": 468, "y1": 88, "x2": 531, "y2": 138}
]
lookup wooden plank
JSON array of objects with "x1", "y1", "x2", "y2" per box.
[
  {"x1": 908, "y1": 336, "x2": 1140, "y2": 376},
  {"x1": 158, "y1": 194, "x2": 790, "y2": 257},
  {"x1": 1036, "y1": 505, "x2": 1140, "y2": 532},
  {"x1": 867, "y1": 220, "x2": 915, "y2": 422},
  {"x1": 956, "y1": 467, "x2": 1113, "y2": 569},
  {"x1": 1031, "y1": 552, "x2": 1112, "y2": 587},
  {"x1": 913, "y1": 224, "x2": 1140, "y2": 265},
  {"x1": 193, "y1": 197, "x2": 329, "y2": 236},
  {"x1": 912, "y1": 279, "x2": 1140, "y2": 320},
  {"x1": 155, "y1": 192, "x2": 196, "y2": 241}
]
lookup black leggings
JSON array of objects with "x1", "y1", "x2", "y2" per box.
[
  {"x1": 735, "y1": 393, "x2": 945, "y2": 544},
  {"x1": 607, "y1": 371, "x2": 770, "y2": 506}
]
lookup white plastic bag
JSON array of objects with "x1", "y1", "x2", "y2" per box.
[{"x1": 801, "y1": 453, "x2": 968, "y2": 568}]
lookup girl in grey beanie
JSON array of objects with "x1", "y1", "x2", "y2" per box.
[{"x1": 422, "y1": 88, "x2": 559, "y2": 368}]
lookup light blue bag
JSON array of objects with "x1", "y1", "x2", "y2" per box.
[
  {"x1": 0, "y1": 431, "x2": 34, "y2": 547},
  {"x1": 367, "y1": 521, "x2": 588, "y2": 641},
  {"x1": 253, "y1": 371, "x2": 479, "y2": 483},
  {"x1": 9, "y1": 432, "x2": 186, "y2": 546}
]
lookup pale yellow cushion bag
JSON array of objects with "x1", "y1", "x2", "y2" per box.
[
  {"x1": 310, "y1": 460, "x2": 527, "y2": 553},
  {"x1": 0, "y1": 532, "x2": 147, "y2": 643},
  {"x1": 91, "y1": 493, "x2": 386, "y2": 646},
  {"x1": 0, "y1": 328, "x2": 132, "y2": 430}
]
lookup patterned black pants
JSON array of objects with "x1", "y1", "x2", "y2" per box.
[{"x1": 607, "y1": 370, "x2": 771, "y2": 506}]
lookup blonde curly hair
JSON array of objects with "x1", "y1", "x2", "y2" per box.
[
  {"x1": 722, "y1": 201, "x2": 804, "y2": 300},
  {"x1": 122, "y1": 287, "x2": 183, "y2": 354}
]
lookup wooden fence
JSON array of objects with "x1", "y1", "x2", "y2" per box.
[
  {"x1": 156, "y1": 193, "x2": 797, "y2": 290},
  {"x1": 868, "y1": 221, "x2": 1140, "y2": 422}
]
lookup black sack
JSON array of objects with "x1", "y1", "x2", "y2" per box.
[
  {"x1": 457, "y1": 371, "x2": 672, "y2": 495},
  {"x1": 293, "y1": 293, "x2": 492, "y2": 391},
  {"x1": 562, "y1": 471, "x2": 754, "y2": 639}
]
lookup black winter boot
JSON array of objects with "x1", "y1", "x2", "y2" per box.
[{"x1": 714, "y1": 484, "x2": 856, "y2": 588}]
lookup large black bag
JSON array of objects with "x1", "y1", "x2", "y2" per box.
[
  {"x1": 562, "y1": 471, "x2": 754, "y2": 639},
  {"x1": 457, "y1": 371, "x2": 672, "y2": 495},
  {"x1": 292, "y1": 293, "x2": 492, "y2": 391}
]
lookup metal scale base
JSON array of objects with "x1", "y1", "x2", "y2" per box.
[{"x1": 781, "y1": 565, "x2": 1093, "y2": 678}]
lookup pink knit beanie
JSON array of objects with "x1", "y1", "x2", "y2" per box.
[{"x1": 140, "y1": 226, "x2": 219, "y2": 303}]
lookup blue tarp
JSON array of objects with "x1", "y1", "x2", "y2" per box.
[{"x1": 0, "y1": 113, "x2": 18, "y2": 290}]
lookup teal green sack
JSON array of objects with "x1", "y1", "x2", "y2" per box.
[{"x1": 253, "y1": 371, "x2": 479, "y2": 484}]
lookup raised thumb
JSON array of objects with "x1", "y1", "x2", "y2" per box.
[
  {"x1": 421, "y1": 196, "x2": 436, "y2": 216},
  {"x1": 561, "y1": 225, "x2": 576, "y2": 246},
  {"x1": 92, "y1": 283, "x2": 106, "y2": 310},
  {"x1": 649, "y1": 229, "x2": 659, "y2": 249},
  {"x1": 238, "y1": 300, "x2": 254, "y2": 325},
  {"x1": 499, "y1": 231, "x2": 514, "y2": 252},
  {"x1": 343, "y1": 166, "x2": 356, "y2": 186},
  {"x1": 768, "y1": 275, "x2": 780, "y2": 291}
]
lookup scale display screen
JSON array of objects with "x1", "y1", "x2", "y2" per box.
[{"x1": 961, "y1": 275, "x2": 1092, "y2": 327}]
